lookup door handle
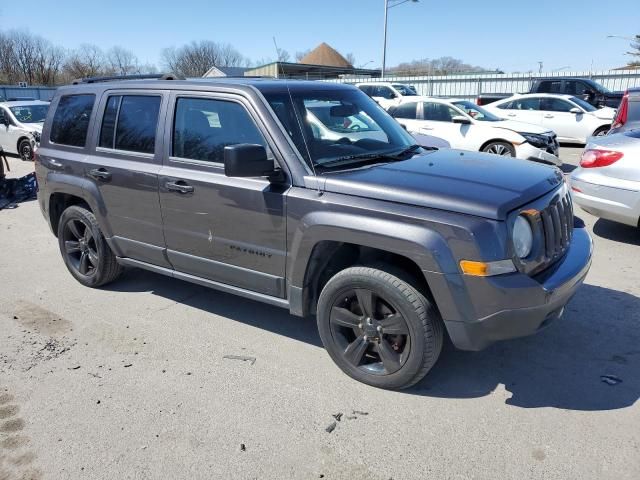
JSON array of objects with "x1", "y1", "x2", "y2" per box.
[
  {"x1": 544, "y1": 114, "x2": 554, "y2": 118},
  {"x1": 420, "y1": 126, "x2": 434, "y2": 131},
  {"x1": 507, "y1": 113, "x2": 516, "y2": 117},
  {"x1": 166, "y1": 181, "x2": 194, "y2": 194},
  {"x1": 88, "y1": 168, "x2": 112, "y2": 181},
  {"x1": 45, "y1": 158, "x2": 64, "y2": 170}
]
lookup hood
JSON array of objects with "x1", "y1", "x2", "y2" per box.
[
  {"x1": 593, "y1": 107, "x2": 616, "y2": 120},
  {"x1": 488, "y1": 119, "x2": 551, "y2": 135},
  {"x1": 321, "y1": 150, "x2": 563, "y2": 220}
]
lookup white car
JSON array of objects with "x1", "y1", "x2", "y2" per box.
[
  {"x1": 570, "y1": 130, "x2": 640, "y2": 227},
  {"x1": 0, "y1": 100, "x2": 49, "y2": 160},
  {"x1": 485, "y1": 94, "x2": 615, "y2": 144},
  {"x1": 388, "y1": 96, "x2": 561, "y2": 165},
  {"x1": 356, "y1": 82, "x2": 418, "y2": 110}
]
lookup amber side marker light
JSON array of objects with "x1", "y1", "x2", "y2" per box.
[{"x1": 459, "y1": 259, "x2": 516, "y2": 277}]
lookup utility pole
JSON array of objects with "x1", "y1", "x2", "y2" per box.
[{"x1": 537, "y1": 61, "x2": 543, "y2": 74}]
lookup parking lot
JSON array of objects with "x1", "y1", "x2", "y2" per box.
[{"x1": 1, "y1": 147, "x2": 639, "y2": 479}]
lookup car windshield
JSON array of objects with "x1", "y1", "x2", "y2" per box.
[
  {"x1": 392, "y1": 84, "x2": 418, "y2": 96},
  {"x1": 452, "y1": 100, "x2": 503, "y2": 122},
  {"x1": 569, "y1": 96, "x2": 597, "y2": 112},
  {"x1": 586, "y1": 79, "x2": 610, "y2": 94},
  {"x1": 263, "y1": 88, "x2": 421, "y2": 169},
  {"x1": 9, "y1": 104, "x2": 49, "y2": 123}
]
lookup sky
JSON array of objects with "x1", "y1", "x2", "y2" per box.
[{"x1": 1, "y1": 0, "x2": 638, "y2": 72}]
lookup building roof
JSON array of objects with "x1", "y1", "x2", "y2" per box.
[
  {"x1": 202, "y1": 66, "x2": 249, "y2": 78},
  {"x1": 299, "y1": 43, "x2": 352, "y2": 68}
]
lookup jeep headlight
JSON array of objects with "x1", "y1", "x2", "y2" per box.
[{"x1": 512, "y1": 215, "x2": 533, "y2": 258}]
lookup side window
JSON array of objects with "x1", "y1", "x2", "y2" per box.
[
  {"x1": 173, "y1": 97, "x2": 268, "y2": 163},
  {"x1": 511, "y1": 98, "x2": 541, "y2": 110},
  {"x1": 99, "y1": 95, "x2": 161, "y2": 154},
  {"x1": 391, "y1": 102, "x2": 417, "y2": 119},
  {"x1": 496, "y1": 101, "x2": 512, "y2": 110},
  {"x1": 423, "y1": 102, "x2": 458, "y2": 122},
  {"x1": 358, "y1": 85, "x2": 372, "y2": 96},
  {"x1": 50, "y1": 94, "x2": 95, "y2": 147},
  {"x1": 571, "y1": 82, "x2": 591, "y2": 96},
  {"x1": 375, "y1": 86, "x2": 395, "y2": 99},
  {"x1": 540, "y1": 98, "x2": 573, "y2": 112},
  {"x1": 538, "y1": 81, "x2": 562, "y2": 93}
]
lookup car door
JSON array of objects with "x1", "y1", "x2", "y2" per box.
[
  {"x1": 373, "y1": 86, "x2": 398, "y2": 110},
  {"x1": 418, "y1": 101, "x2": 471, "y2": 149},
  {"x1": 495, "y1": 97, "x2": 544, "y2": 127},
  {"x1": 389, "y1": 101, "x2": 421, "y2": 132},
  {"x1": 0, "y1": 105, "x2": 22, "y2": 154},
  {"x1": 540, "y1": 97, "x2": 584, "y2": 141},
  {"x1": 158, "y1": 92, "x2": 288, "y2": 298},
  {"x1": 84, "y1": 90, "x2": 170, "y2": 267}
]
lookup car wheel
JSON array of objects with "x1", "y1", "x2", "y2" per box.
[
  {"x1": 317, "y1": 266, "x2": 443, "y2": 389},
  {"x1": 593, "y1": 126, "x2": 609, "y2": 137},
  {"x1": 482, "y1": 141, "x2": 515, "y2": 157},
  {"x1": 57, "y1": 205, "x2": 122, "y2": 287},
  {"x1": 18, "y1": 139, "x2": 33, "y2": 161}
]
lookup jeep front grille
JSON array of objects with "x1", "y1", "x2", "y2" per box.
[{"x1": 540, "y1": 189, "x2": 573, "y2": 262}]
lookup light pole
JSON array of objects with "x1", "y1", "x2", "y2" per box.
[{"x1": 382, "y1": 0, "x2": 418, "y2": 79}]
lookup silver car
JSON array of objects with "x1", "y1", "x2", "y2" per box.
[
  {"x1": 0, "y1": 100, "x2": 49, "y2": 160},
  {"x1": 570, "y1": 130, "x2": 640, "y2": 227}
]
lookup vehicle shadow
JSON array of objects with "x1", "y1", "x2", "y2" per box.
[
  {"x1": 106, "y1": 271, "x2": 639, "y2": 411},
  {"x1": 104, "y1": 268, "x2": 323, "y2": 348},
  {"x1": 410, "y1": 284, "x2": 640, "y2": 411},
  {"x1": 592, "y1": 218, "x2": 640, "y2": 246}
]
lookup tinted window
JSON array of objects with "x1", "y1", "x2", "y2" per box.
[
  {"x1": 538, "y1": 81, "x2": 562, "y2": 93},
  {"x1": 503, "y1": 97, "x2": 541, "y2": 110},
  {"x1": 566, "y1": 81, "x2": 592, "y2": 96},
  {"x1": 358, "y1": 85, "x2": 373, "y2": 96},
  {"x1": 173, "y1": 97, "x2": 267, "y2": 163},
  {"x1": 423, "y1": 102, "x2": 459, "y2": 122},
  {"x1": 50, "y1": 94, "x2": 95, "y2": 147},
  {"x1": 98, "y1": 95, "x2": 160, "y2": 153},
  {"x1": 375, "y1": 86, "x2": 395, "y2": 99},
  {"x1": 99, "y1": 96, "x2": 119, "y2": 149},
  {"x1": 391, "y1": 102, "x2": 418, "y2": 119},
  {"x1": 540, "y1": 98, "x2": 573, "y2": 112}
]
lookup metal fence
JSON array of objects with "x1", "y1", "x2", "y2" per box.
[
  {"x1": 326, "y1": 69, "x2": 640, "y2": 100},
  {"x1": 0, "y1": 86, "x2": 57, "y2": 102}
]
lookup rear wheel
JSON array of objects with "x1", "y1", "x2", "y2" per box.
[
  {"x1": 18, "y1": 138, "x2": 33, "y2": 161},
  {"x1": 482, "y1": 141, "x2": 515, "y2": 157},
  {"x1": 593, "y1": 126, "x2": 609, "y2": 137},
  {"x1": 57, "y1": 205, "x2": 122, "y2": 287},
  {"x1": 317, "y1": 266, "x2": 443, "y2": 389}
]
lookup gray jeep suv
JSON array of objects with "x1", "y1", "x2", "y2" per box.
[{"x1": 35, "y1": 77, "x2": 592, "y2": 389}]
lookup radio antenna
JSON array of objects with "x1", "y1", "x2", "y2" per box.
[{"x1": 272, "y1": 37, "x2": 320, "y2": 195}]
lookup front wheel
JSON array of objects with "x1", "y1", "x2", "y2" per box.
[
  {"x1": 482, "y1": 141, "x2": 515, "y2": 157},
  {"x1": 317, "y1": 266, "x2": 443, "y2": 389},
  {"x1": 18, "y1": 138, "x2": 33, "y2": 161}
]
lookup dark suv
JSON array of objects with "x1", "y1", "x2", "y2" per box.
[{"x1": 36, "y1": 77, "x2": 592, "y2": 389}]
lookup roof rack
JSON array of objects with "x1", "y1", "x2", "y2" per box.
[{"x1": 71, "y1": 73, "x2": 185, "y2": 85}]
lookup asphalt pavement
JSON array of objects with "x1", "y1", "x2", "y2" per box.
[{"x1": 1, "y1": 147, "x2": 639, "y2": 480}]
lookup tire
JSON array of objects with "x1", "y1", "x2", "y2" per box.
[
  {"x1": 592, "y1": 126, "x2": 609, "y2": 137},
  {"x1": 57, "y1": 205, "x2": 122, "y2": 287},
  {"x1": 482, "y1": 141, "x2": 515, "y2": 157},
  {"x1": 18, "y1": 138, "x2": 33, "y2": 161},
  {"x1": 317, "y1": 266, "x2": 443, "y2": 389}
]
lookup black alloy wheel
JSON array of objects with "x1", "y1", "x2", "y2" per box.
[{"x1": 62, "y1": 217, "x2": 99, "y2": 277}]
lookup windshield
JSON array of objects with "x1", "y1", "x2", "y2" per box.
[
  {"x1": 569, "y1": 96, "x2": 597, "y2": 112},
  {"x1": 586, "y1": 79, "x2": 610, "y2": 94},
  {"x1": 9, "y1": 104, "x2": 49, "y2": 124},
  {"x1": 263, "y1": 88, "x2": 419, "y2": 169},
  {"x1": 452, "y1": 100, "x2": 503, "y2": 122},
  {"x1": 392, "y1": 84, "x2": 418, "y2": 96}
]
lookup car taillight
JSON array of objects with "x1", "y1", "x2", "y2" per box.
[
  {"x1": 580, "y1": 149, "x2": 624, "y2": 168},
  {"x1": 611, "y1": 91, "x2": 628, "y2": 129}
]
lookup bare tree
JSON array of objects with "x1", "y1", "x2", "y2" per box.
[
  {"x1": 161, "y1": 41, "x2": 246, "y2": 77},
  {"x1": 345, "y1": 52, "x2": 356, "y2": 66},
  {"x1": 627, "y1": 34, "x2": 640, "y2": 66},
  {"x1": 0, "y1": 31, "x2": 64, "y2": 85},
  {"x1": 107, "y1": 46, "x2": 139, "y2": 75},
  {"x1": 295, "y1": 49, "x2": 311, "y2": 62},
  {"x1": 275, "y1": 47, "x2": 290, "y2": 63},
  {"x1": 64, "y1": 44, "x2": 107, "y2": 79},
  {"x1": 389, "y1": 56, "x2": 488, "y2": 76}
]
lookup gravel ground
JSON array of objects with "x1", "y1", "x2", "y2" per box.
[{"x1": 1, "y1": 148, "x2": 639, "y2": 480}]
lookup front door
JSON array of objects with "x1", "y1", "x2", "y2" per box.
[
  {"x1": 539, "y1": 97, "x2": 582, "y2": 141},
  {"x1": 158, "y1": 92, "x2": 288, "y2": 298},
  {"x1": 84, "y1": 91, "x2": 170, "y2": 267}
]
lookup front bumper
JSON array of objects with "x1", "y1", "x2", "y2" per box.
[
  {"x1": 516, "y1": 142, "x2": 562, "y2": 166},
  {"x1": 428, "y1": 226, "x2": 592, "y2": 351}
]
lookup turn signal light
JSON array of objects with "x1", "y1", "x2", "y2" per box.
[
  {"x1": 580, "y1": 149, "x2": 624, "y2": 169},
  {"x1": 460, "y1": 259, "x2": 516, "y2": 277}
]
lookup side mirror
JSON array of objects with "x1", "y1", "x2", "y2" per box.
[
  {"x1": 388, "y1": 92, "x2": 398, "y2": 99},
  {"x1": 569, "y1": 107, "x2": 582, "y2": 114},
  {"x1": 452, "y1": 115, "x2": 472, "y2": 125},
  {"x1": 224, "y1": 144, "x2": 275, "y2": 178}
]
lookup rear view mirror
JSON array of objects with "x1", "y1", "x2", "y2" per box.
[
  {"x1": 452, "y1": 115, "x2": 471, "y2": 125},
  {"x1": 570, "y1": 107, "x2": 582, "y2": 114},
  {"x1": 224, "y1": 144, "x2": 275, "y2": 178},
  {"x1": 330, "y1": 104, "x2": 358, "y2": 117}
]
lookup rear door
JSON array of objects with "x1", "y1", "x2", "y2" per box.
[
  {"x1": 495, "y1": 97, "x2": 544, "y2": 126},
  {"x1": 84, "y1": 90, "x2": 170, "y2": 267},
  {"x1": 389, "y1": 101, "x2": 421, "y2": 131},
  {"x1": 419, "y1": 101, "x2": 472, "y2": 148},
  {"x1": 158, "y1": 91, "x2": 288, "y2": 298}
]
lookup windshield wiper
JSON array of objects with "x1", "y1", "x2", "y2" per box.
[{"x1": 318, "y1": 144, "x2": 422, "y2": 169}]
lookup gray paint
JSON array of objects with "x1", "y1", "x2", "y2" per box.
[{"x1": 36, "y1": 77, "x2": 592, "y2": 351}]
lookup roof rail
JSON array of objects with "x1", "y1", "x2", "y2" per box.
[{"x1": 71, "y1": 73, "x2": 185, "y2": 85}]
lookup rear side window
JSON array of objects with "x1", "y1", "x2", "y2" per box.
[
  {"x1": 538, "y1": 81, "x2": 562, "y2": 93},
  {"x1": 99, "y1": 95, "x2": 161, "y2": 154},
  {"x1": 423, "y1": 102, "x2": 458, "y2": 122},
  {"x1": 391, "y1": 102, "x2": 418, "y2": 119},
  {"x1": 50, "y1": 94, "x2": 95, "y2": 147},
  {"x1": 503, "y1": 97, "x2": 541, "y2": 110},
  {"x1": 172, "y1": 97, "x2": 267, "y2": 163}
]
